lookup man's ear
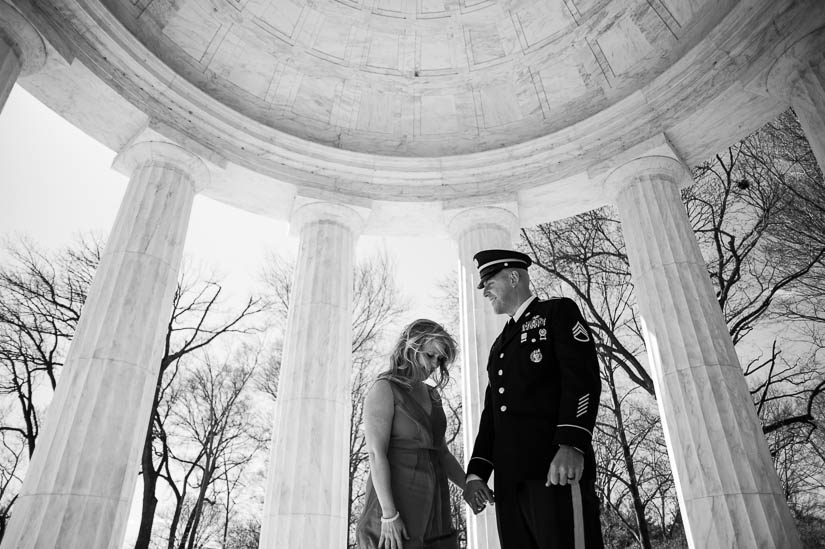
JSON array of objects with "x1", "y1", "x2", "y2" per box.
[{"x1": 510, "y1": 270, "x2": 520, "y2": 286}]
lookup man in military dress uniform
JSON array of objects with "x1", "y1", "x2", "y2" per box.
[{"x1": 462, "y1": 249, "x2": 603, "y2": 549}]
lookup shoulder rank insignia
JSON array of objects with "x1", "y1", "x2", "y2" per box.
[
  {"x1": 572, "y1": 321, "x2": 590, "y2": 342},
  {"x1": 530, "y1": 349, "x2": 543, "y2": 363}
]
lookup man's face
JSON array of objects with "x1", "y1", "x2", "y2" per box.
[{"x1": 481, "y1": 269, "x2": 516, "y2": 315}]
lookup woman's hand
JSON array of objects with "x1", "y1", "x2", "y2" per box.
[{"x1": 379, "y1": 512, "x2": 409, "y2": 549}]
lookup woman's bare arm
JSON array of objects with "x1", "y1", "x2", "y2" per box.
[
  {"x1": 440, "y1": 441, "x2": 467, "y2": 490},
  {"x1": 364, "y1": 380, "x2": 397, "y2": 516}
]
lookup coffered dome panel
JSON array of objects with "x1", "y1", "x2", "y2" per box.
[{"x1": 99, "y1": 0, "x2": 734, "y2": 155}]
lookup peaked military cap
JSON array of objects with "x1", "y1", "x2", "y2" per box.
[{"x1": 473, "y1": 249, "x2": 532, "y2": 289}]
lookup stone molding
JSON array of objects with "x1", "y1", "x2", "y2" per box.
[
  {"x1": 112, "y1": 141, "x2": 211, "y2": 192},
  {"x1": 446, "y1": 206, "x2": 519, "y2": 242},
  {"x1": 0, "y1": 1, "x2": 46, "y2": 76},
  {"x1": 604, "y1": 155, "x2": 692, "y2": 201},
  {"x1": 763, "y1": 26, "x2": 825, "y2": 109},
  {"x1": 289, "y1": 200, "x2": 366, "y2": 237}
]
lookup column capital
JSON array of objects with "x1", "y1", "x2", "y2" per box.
[
  {"x1": 762, "y1": 27, "x2": 825, "y2": 108},
  {"x1": 446, "y1": 206, "x2": 519, "y2": 242},
  {"x1": 604, "y1": 155, "x2": 692, "y2": 200},
  {"x1": 112, "y1": 141, "x2": 211, "y2": 192},
  {"x1": 289, "y1": 200, "x2": 366, "y2": 237},
  {"x1": 0, "y1": 1, "x2": 46, "y2": 76}
]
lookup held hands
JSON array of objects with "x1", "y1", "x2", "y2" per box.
[
  {"x1": 463, "y1": 479, "x2": 495, "y2": 515},
  {"x1": 546, "y1": 445, "x2": 584, "y2": 486},
  {"x1": 379, "y1": 511, "x2": 409, "y2": 549}
]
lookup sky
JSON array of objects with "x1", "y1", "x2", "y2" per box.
[{"x1": 0, "y1": 85, "x2": 460, "y2": 325}]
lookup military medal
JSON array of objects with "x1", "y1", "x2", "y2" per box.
[
  {"x1": 530, "y1": 349, "x2": 542, "y2": 363},
  {"x1": 539, "y1": 328, "x2": 547, "y2": 341},
  {"x1": 521, "y1": 333, "x2": 527, "y2": 343},
  {"x1": 522, "y1": 316, "x2": 546, "y2": 331}
]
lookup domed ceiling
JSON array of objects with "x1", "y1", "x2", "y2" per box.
[
  {"x1": 101, "y1": 0, "x2": 734, "y2": 156},
  {"x1": 13, "y1": 0, "x2": 822, "y2": 213}
]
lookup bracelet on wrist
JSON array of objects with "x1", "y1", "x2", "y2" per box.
[{"x1": 381, "y1": 511, "x2": 400, "y2": 523}]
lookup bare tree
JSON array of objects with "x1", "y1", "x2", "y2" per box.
[
  {"x1": 223, "y1": 519, "x2": 261, "y2": 549},
  {"x1": 347, "y1": 355, "x2": 373, "y2": 547},
  {"x1": 597, "y1": 359, "x2": 654, "y2": 549},
  {"x1": 158, "y1": 352, "x2": 264, "y2": 549},
  {"x1": 443, "y1": 381, "x2": 466, "y2": 547},
  {"x1": 259, "y1": 252, "x2": 293, "y2": 327},
  {"x1": 0, "y1": 233, "x2": 266, "y2": 549},
  {"x1": 134, "y1": 272, "x2": 266, "y2": 549},
  {"x1": 0, "y1": 235, "x2": 101, "y2": 536},
  {"x1": 0, "y1": 429, "x2": 23, "y2": 539},
  {"x1": 0, "y1": 235, "x2": 99, "y2": 457}
]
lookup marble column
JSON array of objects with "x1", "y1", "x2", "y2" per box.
[
  {"x1": 0, "y1": 1, "x2": 46, "y2": 112},
  {"x1": 608, "y1": 156, "x2": 801, "y2": 548},
  {"x1": 0, "y1": 141, "x2": 209, "y2": 549},
  {"x1": 448, "y1": 206, "x2": 518, "y2": 549},
  {"x1": 260, "y1": 201, "x2": 363, "y2": 549}
]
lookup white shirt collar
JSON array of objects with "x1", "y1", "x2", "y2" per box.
[{"x1": 511, "y1": 295, "x2": 536, "y2": 323}]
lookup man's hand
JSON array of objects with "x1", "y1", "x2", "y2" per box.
[
  {"x1": 463, "y1": 479, "x2": 495, "y2": 514},
  {"x1": 546, "y1": 445, "x2": 584, "y2": 486}
]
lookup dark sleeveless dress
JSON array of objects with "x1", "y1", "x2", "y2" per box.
[{"x1": 356, "y1": 379, "x2": 459, "y2": 549}]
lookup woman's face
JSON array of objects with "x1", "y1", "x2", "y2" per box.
[{"x1": 417, "y1": 339, "x2": 446, "y2": 377}]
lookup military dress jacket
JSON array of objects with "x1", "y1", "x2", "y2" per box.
[{"x1": 467, "y1": 297, "x2": 601, "y2": 483}]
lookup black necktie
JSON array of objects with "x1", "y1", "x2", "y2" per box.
[{"x1": 505, "y1": 317, "x2": 515, "y2": 334}]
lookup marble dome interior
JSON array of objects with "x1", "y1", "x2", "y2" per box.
[
  {"x1": 100, "y1": 0, "x2": 734, "y2": 156},
  {"x1": 10, "y1": 0, "x2": 823, "y2": 228}
]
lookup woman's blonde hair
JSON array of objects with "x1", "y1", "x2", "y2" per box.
[{"x1": 378, "y1": 319, "x2": 457, "y2": 390}]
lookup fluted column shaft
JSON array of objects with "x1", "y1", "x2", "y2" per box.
[
  {"x1": 610, "y1": 156, "x2": 801, "y2": 548},
  {"x1": 1, "y1": 142, "x2": 209, "y2": 549},
  {"x1": 260, "y1": 202, "x2": 362, "y2": 549},
  {"x1": 449, "y1": 207, "x2": 518, "y2": 549},
  {"x1": 0, "y1": 1, "x2": 46, "y2": 112},
  {"x1": 791, "y1": 58, "x2": 825, "y2": 176}
]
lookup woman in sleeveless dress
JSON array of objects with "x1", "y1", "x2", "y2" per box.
[{"x1": 356, "y1": 319, "x2": 466, "y2": 549}]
